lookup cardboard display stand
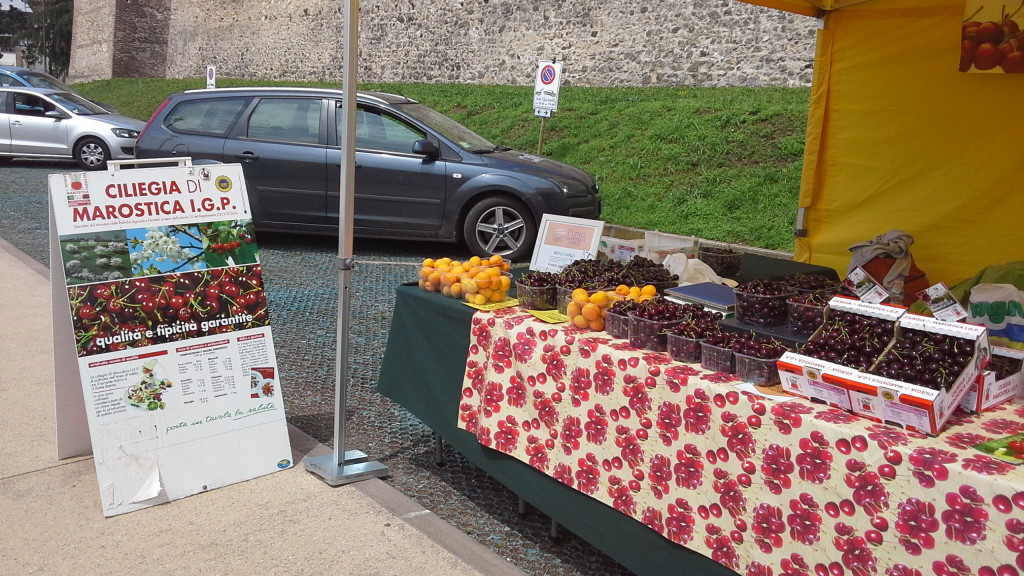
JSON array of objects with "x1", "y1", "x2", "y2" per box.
[{"x1": 50, "y1": 160, "x2": 292, "y2": 517}]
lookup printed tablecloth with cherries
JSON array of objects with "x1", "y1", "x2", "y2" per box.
[{"x1": 456, "y1": 307, "x2": 1024, "y2": 576}]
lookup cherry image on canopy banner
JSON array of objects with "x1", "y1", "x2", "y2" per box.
[{"x1": 961, "y1": 0, "x2": 1024, "y2": 73}]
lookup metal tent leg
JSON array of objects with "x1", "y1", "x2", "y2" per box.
[{"x1": 435, "y1": 434, "x2": 445, "y2": 466}]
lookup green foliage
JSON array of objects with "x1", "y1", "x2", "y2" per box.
[
  {"x1": 72, "y1": 78, "x2": 810, "y2": 252},
  {"x1": 16, "y1": 0, "x2": 73, "y2": 77},
  {"x1": 0, "y1": 7, "x2": 30, "y2": 45}
]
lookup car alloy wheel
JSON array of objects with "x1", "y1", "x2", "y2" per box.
[
  {"x1": 75, "y1": 137, "x2": 110, "y2": 170},
  {"x1": 463, "y1": 196, "x2": 537, "y2": 262}
]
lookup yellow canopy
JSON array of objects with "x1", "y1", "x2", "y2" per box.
[{"x1": 737, "y1": 0, "x2": 1024, "y2": 287}]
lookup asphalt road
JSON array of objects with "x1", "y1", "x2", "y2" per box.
[{"x1": 0, "y1": 159, "x2": 634, "y2": 576}]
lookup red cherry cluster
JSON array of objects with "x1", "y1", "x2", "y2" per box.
[
  {"x1": 67, "y1": 264, "x2": 268, "y2": 356},
  {"x1": 666, "y1": 308, "x2": 724, "y2": 363},
  {"x1": 555, "y1": 257, "x2": 677, "y2": 290},
  {"x1": 627, "y1": 295, "x2": 691, "y2": 322},
  {"x1": 627, "y1": 297, "x2": 696, "y2": 351},
  {"x1": 667, "y1": 306, "x2": 724, "y2": 339},
  {"x1": 990, "y1": 354, "x2": 1024, "y2": 380},
  {"x1": 200, "y1": 221, "x2": 256, "y2": 256},
  {"x1": 779, "y1": 273, "x2": 842, "y2": 293},
  {"x1": 207, "y1": 239, "x2": 247, "y2": 254},
  {"x1": 798, "y1": 310, "x2": 895, "y2": 371},
  {"x1": 869, "y1": 328, "x2": 976, "y2": 391},
  {"x1": 961, "y1": 3, "x2": 1024, "y2": 73},
  {"x1": 732, "y1": 335, "x2": 790, "y2": 360},
  {"x1": 894, "y1": 496, "x2": 940, "y2": 555},
  {"x1": 786, "y1": 289, "x2": 838, "y2": 337},
  {"x1": 941, "y1": 486, "x2": 989, "y2": 546},
  {"x1": 831, "y1": 521, "x2": 877, "y2": 576},
  {"x1": 699, "y1": 247, "x2": 742, "y2": 278},
  {"x1": 518, "y1": 270, "x2": 557, "y2": 287}
]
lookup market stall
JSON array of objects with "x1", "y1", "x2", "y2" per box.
[{"x1": 374, "y1": 2, "x2": 1024, "y2": 572}]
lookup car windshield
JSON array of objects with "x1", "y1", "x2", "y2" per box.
[
  {"x1": 48, "y1": 92, "x2": 107, "y2": 115},
  {"x1": 395, "y1": 102, "x2": 501, "y2": 153},
  {"x1": 20, "y1": 71, "x2": 74, "y2": 92}
]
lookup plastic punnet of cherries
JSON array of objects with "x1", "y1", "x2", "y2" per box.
[
  {"x1": 734, "y1": 279, "x2": 797, "y2": 327},
  {"x1": 626, "y1": 297, "x2": 693, "y2": 350},
  {"x1": 787, "y1": 289, "x2": 840, "y2": 336},
  {"x1": 667, "y1": 306, "x2": 724, "y2": 340}
]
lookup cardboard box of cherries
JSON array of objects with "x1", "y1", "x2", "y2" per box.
[{"x1": 778, "y1": 296, "x2": 991, "y2": 435}]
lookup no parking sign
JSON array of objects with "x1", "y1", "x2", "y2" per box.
[{"x1": 533, "y1": 60, "x2": 562, "y2": 116}]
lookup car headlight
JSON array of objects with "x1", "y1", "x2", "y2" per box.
[{"x1": 111, "y1": 127, "x2": 140, "y2": 139}]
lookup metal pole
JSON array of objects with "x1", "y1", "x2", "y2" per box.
[
  {"x1": 304, "y1": 0, "x2": 387, "y2": 485},
  {"x1": 536, "y1": 116, "x2": 546, "y2": 155}
]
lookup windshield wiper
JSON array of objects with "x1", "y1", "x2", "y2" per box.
[{"x1": 470, "y1": 145, "x2": 510, "y2": 154}]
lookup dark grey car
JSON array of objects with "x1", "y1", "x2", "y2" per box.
[{"x1": 134, "y1": 87, "x2": 602, "y2": 261}]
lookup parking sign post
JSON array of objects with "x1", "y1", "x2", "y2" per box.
[{"x1": 533, "y1": 60, "x2": 562, "y2": 155}]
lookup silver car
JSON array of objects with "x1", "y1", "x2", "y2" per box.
[{"x1": 0, "y1": 87, "x2": 144, "y2": 170}]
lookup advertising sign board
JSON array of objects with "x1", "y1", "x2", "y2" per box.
[{"x1": 49, "y1": 163, "x2": 292, "y2": 516}]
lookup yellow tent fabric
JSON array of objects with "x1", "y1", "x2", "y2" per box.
[{"x1": 740, "y1": 0, "x2": 1024, "y2": 287}]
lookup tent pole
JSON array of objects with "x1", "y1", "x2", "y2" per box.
[{"x1": 304, "y1": 0, "x2": 388, "y2": 485}]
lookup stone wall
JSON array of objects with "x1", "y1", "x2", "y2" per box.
[{"x1": 70, "y1": 0, "x2": 818, "y2": 87}]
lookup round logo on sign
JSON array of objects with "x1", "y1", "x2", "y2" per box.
[
  {"x1": 540, "y1": 64, "x2": 557, "y2": 85},
  {"x1": 215, "y1": 175, "x2": 233, "y2": 192}
]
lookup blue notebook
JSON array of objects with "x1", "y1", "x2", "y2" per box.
[{"x1": 663, "y1": 282, "x2": 736, "y2": 311}]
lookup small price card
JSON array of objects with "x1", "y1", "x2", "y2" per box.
[
  {"x1": 843, "y1": 267, "x2": 889, "y2": 304},
  {"x1": 464, "y1": 298, "x2": 521, "y2": 311},
  {"x1": 528, "y1": 309, "x2": 570, "y2": 324},
  {"x1": 916, "y1": 282, "x2": 968, "y2": 322}
]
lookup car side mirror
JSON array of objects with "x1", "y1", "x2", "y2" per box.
[
  {"x1": 412, "y1": 139, "x2": 439, "y2": 159},
  {"x1": 45, "y1": 110, "x2": 65, "y2": 119}
]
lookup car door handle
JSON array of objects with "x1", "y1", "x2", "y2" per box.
[
  {"x1": 11, "y1": 120, "x2": 21, "y2": 126},
  {"x1": 235, "y1": 151, "x2": 259, "y2": 162}
]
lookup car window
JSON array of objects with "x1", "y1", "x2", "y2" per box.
[
  {"x1": 48, "y1": 92, "x2": 106, "y2": 115},
  {"x1": 247, "y1": 98, "x2": 321, "y2": 144},
  {"x1": 0, "y1": 73, "x2": 21, "y2": 87},
  {"x1": 165, "y1": 97, "x2": 250, "y2": 136},
  {"x1": 342, "y1": 103, "x2": 426, "y2": 154},
  {"x1": 20, "y1": 71, "x2": 72, "y2": 91},
  {"x1": 394, "y1": 101, "x2": 496, "y2": 152},
  {"x1": 11, "y1": 93, "x2": 56, "y2": 117}
]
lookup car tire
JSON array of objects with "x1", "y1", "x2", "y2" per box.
[
  {"x1": 74, "y1": 137, "x2": 110, "y2": 170},
  {"x1": 462, "y1": 196, "x2": 537, "y2": 262}
]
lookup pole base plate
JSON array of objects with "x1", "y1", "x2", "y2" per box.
[{"x1": 303, "y1": 451, "x2": 389, "y2": 486}]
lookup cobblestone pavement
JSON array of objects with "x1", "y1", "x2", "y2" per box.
[{"x1": 0, "y1": 160, "x2": 635, "y2": 576}]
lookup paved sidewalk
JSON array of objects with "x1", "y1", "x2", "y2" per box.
[{"x1": 0, "y1": 238, "x2": 527, "y2": 576}]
